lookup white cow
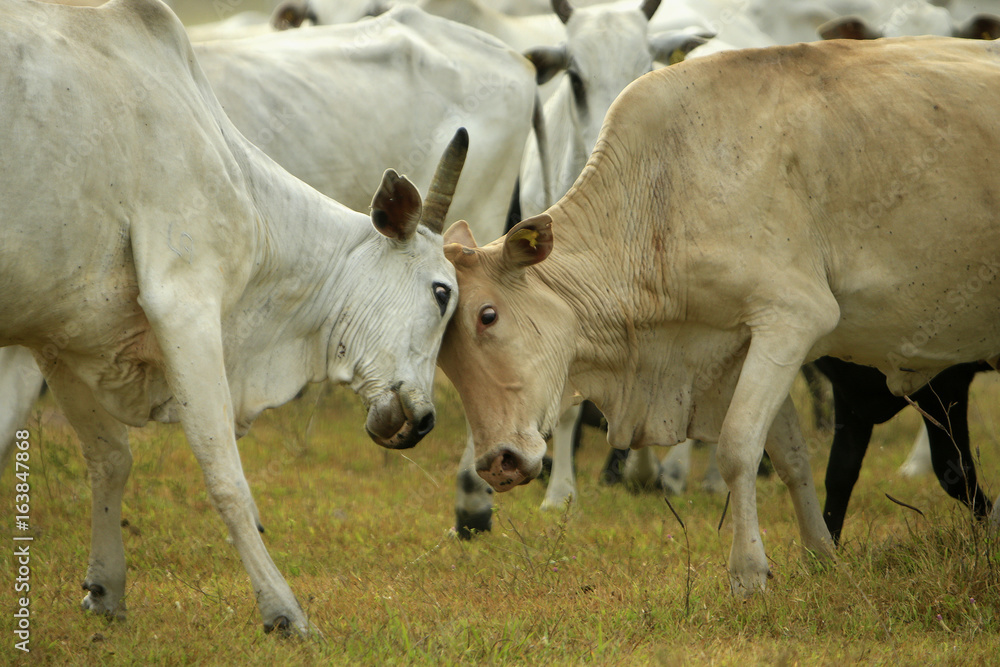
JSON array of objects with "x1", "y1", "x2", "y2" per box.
[
  {"x1": 3, "y1": 5, "x2": 537, "y2": 552},
  {"x1": 194, "y1": 5, "x2": 536, "y2": 545},
  {"x1": 437, "y1": 36, "x2": 1000, "y2": 594},
  {"x1": 940, "y1": 0, "x2": 1000, "y2": 20},
  {"x1": 648, "y1": 0, "x2": 776, "y2": 56},
  {"x1": 744, "y1": 0, "x2": 884, "y2": 45},
  {"x1": 193, "y1": 6, "x2": 535, "y2": 242},
  {"x1": 274, "y1": 0, "x2": 566, "y2": 53},
  {"x1": 818, "y1": 2, "x2": 1000, "y2": 38},
  {"x1": 1, "y1": 0, "x2": 467, "y2": 636},
  {"x1": 518, "y1": 0, "x2": 709, "y2": 216}
]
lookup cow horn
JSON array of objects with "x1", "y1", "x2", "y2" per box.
[
  {"x1": 641, "y1": 0, "x2": 662, "y2": 21},
  {"x1": 421, "y1": 128, "x2": 469, "y2": 235},
  {"x1": 552, "y1": 0, "x2": 573, "y2": 24}
]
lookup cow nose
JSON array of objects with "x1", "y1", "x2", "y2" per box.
[
  {"x1": 477, "y1": 448, "x2": 531, "y2": 491},
  {"x1": 416, "y1": 411, "x2": 435, "y2": 437}
]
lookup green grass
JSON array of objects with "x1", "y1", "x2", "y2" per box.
[{"x1": 2, "y1": 373, "x2": 999, "y2": 665}]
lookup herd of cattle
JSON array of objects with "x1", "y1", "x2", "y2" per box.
[{"x1": 2, "y1": 0, "x2": 1000, "y2": 637}]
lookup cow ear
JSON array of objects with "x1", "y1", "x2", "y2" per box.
[
  {"x1": 502, "y1": 214, "x2": 553, "y2": 270},
  {"x1": 524, "y1": 45, "x2": 569, "y2": 86},
  {"x1": 649, "y1": 30, "x2": 713, "y2": 66},
  {"x1": 444, "y1": 220, "x2": 478, "y2": 248},
  {"x1": 370, "y1": 169, "x2": 422, "y2": 241},
  {"x1": 271, "y1": 1, "x2": 317, "y2": 30},
  {"x1": 954, "y1": 14, "x2": 1000, "y2": 40},
  {"x1": 817, "y1": 16, "x2": 882, "y2": 40},
  {"x1": 445, "y1": 221, "x2": 480, "y2": 268}
]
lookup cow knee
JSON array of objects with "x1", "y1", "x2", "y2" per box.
[
  {"x1": 715, "y1": 445, "x2": 757, "y2": 487},
  {"x1": 84, "y1": 447, "x2": 133, "y2": 488}
]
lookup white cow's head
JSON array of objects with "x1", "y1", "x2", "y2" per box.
[
  {"x1": 525, "y1": 0, "x2": 708, "y2": 172},
  {"x1": 337, "y1": 130, "x2": 467, "y2": 450}
]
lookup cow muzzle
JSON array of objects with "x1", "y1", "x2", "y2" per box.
[
  {"x1": 364, "y1": 390, "x2": 435, "y2": 450},
  {"x1": 476, "y1": 446, "x2": 544, "y2": 492}
]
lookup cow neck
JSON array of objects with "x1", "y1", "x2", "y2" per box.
[
  {"x1": 225, "y1": 134, "x2": 375, "y2": 391},
  {"x1": 537, "y1": 135, "x2": 686, "y2": 436}
]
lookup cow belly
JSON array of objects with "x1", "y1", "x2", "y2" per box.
[
  {"x1": 39, "y1": 321, "x2": 172, "y2": 427},
  {"x1": 818, "y1": 287, "x2": 1000, "y2": 395}
]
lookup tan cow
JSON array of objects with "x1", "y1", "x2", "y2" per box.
[{"x1": 438, "y1": 36, "x2": 1000, "y2": 594}]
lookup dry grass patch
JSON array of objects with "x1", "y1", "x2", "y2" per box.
[{"x1": 2, "y1": 374, "x2": 999, "y2": 664}]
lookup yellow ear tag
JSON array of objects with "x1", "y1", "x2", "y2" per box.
[
  {"x1": 511, "y1": 228, "x2": 539, "y2": 249},
  {"x1": 669, "y1": 48, "x2": 685, "y2": 66}
]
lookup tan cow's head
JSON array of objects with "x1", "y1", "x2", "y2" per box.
[{"x1": 439, "y1": 215, "x2": 576, "y2": 491}]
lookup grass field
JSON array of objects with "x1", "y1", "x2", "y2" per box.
[
  {"x1": 7, "y1": 3, "x2": 997, "y2": 665},
  {"x1": 2, "y1": 371, "x2": 999, "y2": 665}
]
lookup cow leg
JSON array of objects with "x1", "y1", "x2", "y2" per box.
[
  {"x1": 142, "y1": 303, "x2": 309, "y2": 636},
  {"x1": 716, "y1": 328, "x2": 835, "y2": 595},
  {"x1": 799, "y1": 362, "x2": 834, "y2": 431},
  {"x1": 44, "y1": 366, "x2": 132, "y2": 619},
  {"x1": 700, "y1": 442, "x2": 729, "y2": 494},
  {"x1": 898, "y1": 424, "x2": 932, "y2": 478},
  {"x1": 659, "y1": 439, "x2": 693, "y2": 495},
  {"x1": 623, "y1": 446, "x2": 661, "y2": 491},
  {"x1": 764, "y1": 396, "x2": 831, "y2": 557},
  {"x1": 0, "y1": 346, "x2": 46, "y2": 475},
  {"x1": 600, "y1": 447, "x2": 630, "y2": 485},
  {"x1": 455, "y1": 424, "x2": 494, "y2": 538},
  {"x1": 821, "y1": 389, "x2": 875, "y2": 545},
  {"x1": 919, "y1": 393, "x2": 992, "y2": 520},
  {"x1": 541, "y1": 404, "x2": 581, "y2": 510}
]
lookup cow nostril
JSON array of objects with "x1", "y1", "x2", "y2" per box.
[
  {"x1": 500, "y1": 450, "x2": 521, "y2": 473},
  {"x1": 416, "y1": 412, "x2": 435, "y2": 436}
]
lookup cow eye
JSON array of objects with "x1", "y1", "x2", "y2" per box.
[
  {"x1": 433, "y1": 282, "x2": 451, "y2": 316},
  {"x1": 479, "y1": 306, "x2": 497, "y2": 327}
]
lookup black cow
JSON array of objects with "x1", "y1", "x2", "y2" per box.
[{"x1": 814, "y1": 357, "x2": 992, "y2": 543}]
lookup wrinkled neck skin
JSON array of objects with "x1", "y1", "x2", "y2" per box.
[
  {"x1": 535, "y1": 137, "x2": 749, "y2": 449},
  {"x1": 216, "y1": 139, "x2": 395, "y2": 433}
]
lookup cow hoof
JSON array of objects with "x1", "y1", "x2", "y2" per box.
[
  {"x1": 540, "y1": 494, "x2": 574, "y2": 511},
  {"x1": 263, "y1": 614, "x2": 314, "y2": 638},
  {"x1": 660, "y1": 474, "x2": 686, "y2": 496},
  {"x1": 264, "y1": 615, "x2": 291, "y2": 635},
  {"x1": 81, "y1": 582, "x2": 126, "y2": 620},
  {"x1": 728, "y1": 570, "x2": 772, "y2": 597},
  {"x1": 454, "y1": 508, "x2": 492, "y2": 539},
  {"x1": 82, "y1": 581, "x2": 105, "y2": 598}
]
